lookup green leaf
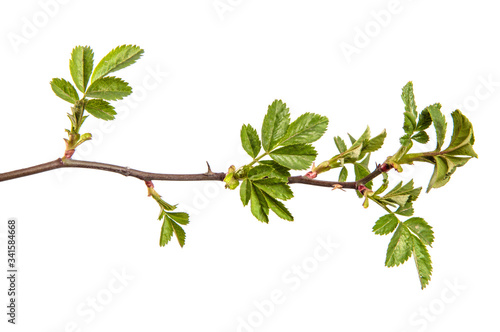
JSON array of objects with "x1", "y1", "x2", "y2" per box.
[
  {"x1": 250, "y1": 184, "x2": 269, "y2": 223},
  {"x1": 373, "y1": 214, "x2": 399, "y2": 235},
  {"x1": 402, "y1": 81, "x2": 417, "y2": 116},
  {"x1": 259, "y1": 160, "x2": 291, "y2": 181},
  {"x1": 403, "y1": 112, "x2": 416, "y2": 136},
  {"x1": 411, "y1": 235, "x2": 433, "y2": 289},
  {"x1": 404, "y1": 217, "x2": 434, "y2": 246},
  {"x1": 165, "y1": 212, "x2": 190, "y2": 225},
  {"x1": 443, "y1": 110, "x2": 477, "y2": 158},
  {"x1": 85, "y1": 99, "x2": 116, "y2": 120},
  {"x1": 352, "y1": 126, "x2": 371, "y2": 147},
  {"x1": 334, "y1": 136, "x2": 347, "y2": 153},
  {"x1": 152, "y1": 193, "x2": 177, "y2": 211},
  {"x1": 374, "y1": 172, "x2": 389, "y2": 195},
  {"x1": 280, "y1": 113, "x2": 329, "y2": 146},
  {"x1": 240, "y1": 179, "x2": 251, "y2": 206},
  {"x1": 383, "y1": 180, "x2": 421, "y2": 206},
  {"x1": 91, "y1": 45, "x2": 144, "y2": 83},
  {"x1": 426, "y1": 156, "x2": 450, "y2": 192},
  {"x1": 253, "y1": 178, "x2": 293, "y2": 201},
  {"x1": 261, "y1": 100, "x2": 290, "y2": 152},
  {"x1": 269, "y1": 144, "x2": 317, "y2": 170},
  {"x1": 354, "y1": 162, "x2": 371, "y2": 187},
  {"x1": 394, "y1": 203, "x2": 415, "y2": 217},
  {"x1": 363, "y1": 129, "x2": 386, "y2": 153},
  {"x1": 50, "y1": 78, "x2": 79, "y2": 104},
  {"x1": 416, "y1": 108, "x2": 432, "y2": 131},
  {"x1": 171, "y1": 221, "x2": 186, "y2": 247},
  {"x1": 426, "y1": 103, "x2": 447, "y2": 151},
  {"x1": 159, "y1": 217, "x2": 174, "y2": 247},
  {"x1": 247, "y1": 165, "x2": 273, "y2": 180},
  {"x1": 385, "y1": 223, "x2": 412, "y2": 267},
  {"x1": 262, "y1": 192, "x2": 294, "y2": 221},
  {"x1": 241, "y1": 124, "x2": 261, "y2": 158},
  {"x1": 69, "y1": 46, "x2": 94, "y2": 93},
  {"x1": 85, "y1": 76, "x2": 132, "y2": 101},
  {"x1": 338, "y1": 166, "x2": 348, "y2": 182},
  {"x1": 411, "y1": 131, "x2": 430, "y2": 144}
]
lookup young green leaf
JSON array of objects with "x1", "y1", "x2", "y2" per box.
[
  {"x1": 354, "y1": 163, "x2": 371, "y2": 187},
  {"x1": 411, "y1": 131, "x2": 430, "y2": 144},
  {"x1": 165, "y1": 212, "x2": 190, "y2": 225},
  {"x1": 382, "y1": 180, "x2": 421, "y2": 206},
  {"x1": 280, "y1": 113, "x2": 329, "y2": 146},
  {"x1": 85, "y1": 76, "x2": 132, "y2": 101},
  {"x1": 69, "y1": 46, "x2": 94, "y2": 93},
  {"x1": 240, "y1": 179, "x2": 251, "y2": 206},
  {"x1": 334, "y1": 136, "x2": 347, "y2": 153},
  {"x1": 426, "y1": 103, "x2": 447, "y2": 151},
  {"x1": 373, "y1": 214, "x2": 399, "y2": 235},
  {"x1": 443, "y1": 110, "x2": 477, "y2": 157},
  {"x1": 426, "y1": 155, "x2": 450, "y2": 192},
  {"x1": 363, "y1": 129, "x2": 387, "y2": 153},
  {"x1": 85, "y1": 99, "x2": 116, "y2": 120},
  {"x1": 91, "y1": 45, "x2": 144, "y2": 83},
  {"x1": 338, "y1": 166, "x2": 348, "y2": 182},
  {"x1": 402, "y1": 81, "x2": 417, "y2": 116},
  {"x1": 261, "y1": 100, "x2": 290, "y2": 152},
  {"x1": 385, "y1": 223, "x2": 412, "y2": 267},
  {"x1": 250, "y1": 184, "x2": 269, "y2": 223},
  {"x1": 50, "y1": 78, "x2": 79, "y2": 104},
  {"x1": 241, "y1": 124, "x2": 261, "y2": 159},
  {"x1": 411, "y1": 235, "x2": 432, "y2": 289},
  {"x1": 171, "y1": 221, "x2": 186, "y2": 247},
  {"x1": 159, "y1": 216, "x2": 174, "y2": 247},
  {"x1": 253, "y1": 178, "x2": 294, "y2": 201},
  {"x1": 404, "y1": 217, "x2": 434, "y2": 246},
  {"x1": 262, "y1": 192, "x2": 294, "y2": 221},
  {"x1": 269, "y1": 144, "x2": 317, "y2": 170},
  {"x1": 415, "y1": 108, "x2": 432, "y2": 131}
]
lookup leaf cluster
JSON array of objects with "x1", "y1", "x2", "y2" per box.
[
  {"x1": 227, "y1": 100, "x2": 329, "y2": 222},
  {"x1": 51, "y1": 45, "x2": 143, "y2": 121},
  {"x1": 390, "y1": 82, "x2": 477, "y2": 192},
  {"x1": 150, "y1": 190, "x2": 190, "y2": 247}
]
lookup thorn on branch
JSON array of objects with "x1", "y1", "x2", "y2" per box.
[
  {"x1": 332, "y1": 184, "x2": 345, "y2": 192},
  {"x1": 205, "y1": 161, "x2": 214, "y2": 175}
]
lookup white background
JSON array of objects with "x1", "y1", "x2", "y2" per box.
[{"x1": 0, "y1": 1, "x2": 498, "y2": 331}]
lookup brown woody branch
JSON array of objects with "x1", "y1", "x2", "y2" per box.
[{"x1": 0, "y1": 158, "x2": 388, "y2": 191}]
